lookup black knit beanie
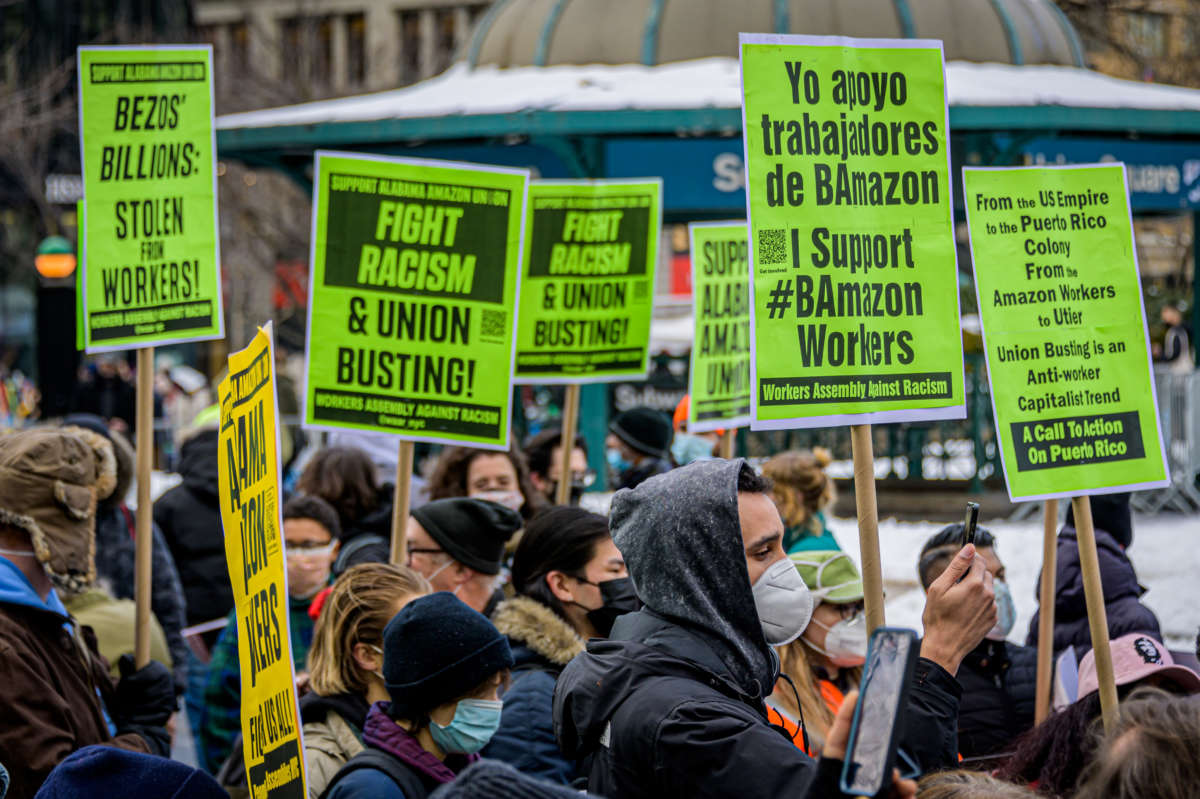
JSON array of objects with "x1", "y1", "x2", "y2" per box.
[
  {"x1": 428, "y1": 759, "x2": 586, "y2": 799},
  {"x1": 410, "y1": 497, "x2": 522, "y2": 575},
  {"x1": 1065, "y1": 491, "x2": 1133, "y2": 548},
  {"x1": 609, "y1": 407, "x2": 673, "y2": 458},
  {"x1": 383, "y1": 592, "x2": 513, "y2": 720}
]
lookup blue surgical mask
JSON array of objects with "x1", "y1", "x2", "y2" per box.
[
  {"x1": 606, "y1": 447, "x2": 632, "y2": 474},
  {"x1": 429, "y1": 698, "x2": 503, "y2": 754},
  {"x1": 986, "y1": 580, "x2": 1016, "y2": 641},
  {"x1": 671, "y1": 432, "x2": 715, "y2": 465}
]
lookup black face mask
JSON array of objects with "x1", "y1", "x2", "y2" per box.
[
  {"x1": 547, "y1": 481, "x2": 586, "y2": 506},
  {"x1": 574, "y1": 577, "x2": 641, "y2": 638}
]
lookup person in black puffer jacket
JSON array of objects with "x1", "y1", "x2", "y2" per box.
[
  {"x1": 919, "y1": 524, "x2": 1037, "y2": 759},
  {"x1": 483, "y1": 507, "x2": 638, "y2": 785},
  {"x1": 1025, "y1": 493, "x2": 1162, "y2": 657},
  {"x1": 154, "y1": 414, "x2": 235, "y2": 744}
]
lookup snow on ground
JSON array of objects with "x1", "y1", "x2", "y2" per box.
[{"x1": 827, "y1": 513, "x2": 1200, "y2": 652}]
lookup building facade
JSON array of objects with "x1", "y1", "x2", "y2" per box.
[
  {"x1": 1056, "y1": 0, "x2": 1200, "y2": 87},
  {"x1": 194, "y1": 0, "x2": 492, "y2": 108}
]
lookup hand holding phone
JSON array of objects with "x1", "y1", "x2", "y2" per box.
[
  {"x1": 824, "y1": 690, "x2": 918, "y2": 799},
  {"x1": 840, "y1": 628, "x2": 921, "y2": 796},
  {"x1": 961, "y1": 502, "x2": 980, "y2": 548}
]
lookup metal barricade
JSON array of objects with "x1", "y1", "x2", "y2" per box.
[{"x1": 1132, "y1": 369, "x2": 1200, "y2": 513}]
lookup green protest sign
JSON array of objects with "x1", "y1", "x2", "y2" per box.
[
  {"x1": 77, "y1": 46, "x2": 222, "y2": 351},
  {"x1": 739, "y1": 34, "x2": 964, "y2": 429},
  {"x1": 963, "y1": 164, "x2": 1169, "y2": 501},
  {"x1": 513, "y1": 180, "x2": 661, "y2": 383},
  {"x1": 304, "y1": 151, "x2": 528, "y2": 449},
  {"x1": 688, "y1": 222, "x2": 751, "y2": 432}
]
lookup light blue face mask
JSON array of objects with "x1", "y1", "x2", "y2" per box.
[
  {"x1": 671, "y1": 432, "x2": 715, "y2": 465},
  {"x1": 986, "y1": 579, "x2": 1017, "y2": 641},
  {"x1": 606, "y1": 447, "x2": 632, "y2": 474},
  {"x1": 429, "y1": 698, "x2": 503, "y2": 755}
]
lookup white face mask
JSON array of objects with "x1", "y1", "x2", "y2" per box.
[
  {"x1": 751, "y1": 557, "x2": 814, "y2": 646},
  {"x1": 471, "y1": 490, "x2": 524, "y2": 512},
  {"x1": 986, "y1": 580, "x2": 1017, "y2": 641},
  {"x1": 805, "y1": 612, "x2": 868, "y2": 666}
]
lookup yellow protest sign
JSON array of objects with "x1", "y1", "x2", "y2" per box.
[{"x1": 217, "y1": 322, "x2": 306, "y2": 799}]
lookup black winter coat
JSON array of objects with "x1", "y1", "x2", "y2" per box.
[
  {"x1": 1025, "y1": 524, "x2": 1162, "y2": 656},
  {"x1": 154, "y1": 429, "x2": 234, "y2": 633},
  {"x1": 555, "y1": 610, "x2": 963, "y2": 799},
  {"x1": 94, "y1": 503, "x2": 190, "y2": 686},
  {"x1": 955, "y1": 639, "x2": 1038, "y2": 759},
  {"x1": 331, "y1": 486, "x2": 396, "y2": 576}
]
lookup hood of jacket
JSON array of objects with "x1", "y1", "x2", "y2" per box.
[
  {"x1": 492, "y1": 597, "x2": 584, "y2": 668},
  {"x1": 1055, "y1": 524, "x2": 1144, "y2": 619},
  {"x1": 177, "y1": 428, "x2": 219, "y2": 500},
  {"x1": 0, "y1": 555, "x2": 69, "y2": 621},
  {"x1": 609, "y1": 458, "x2": 773, "y2": 696},
  {"x1": 554, "y1": 609, "x2": 767, "y2": 761},
  {"x1": 342, "y1": 485, "x2": 395, "y2": 541}
]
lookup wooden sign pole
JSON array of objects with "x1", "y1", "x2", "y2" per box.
[
  {"x1": 851, "y1": 424, "x2": 885, "y2": 634},
  {"x1": 1072, "y1": 495, "x2": 1119, "y2": 734},
  {"x1": 555, "y1": 384, "x2": 581, "y2": 505},
  {"x1": 718, "y1": 429, "x2": 736, "y2": 459},
  {"x1": 1034, "y1": 498, "x2": 1059, "y2": 724},
  {"x1": 133, "y1": 346, "x2": 155, "y2": 668},
  {"x1": 390, "y1": 440, "x2": 414, "y2": 565}
]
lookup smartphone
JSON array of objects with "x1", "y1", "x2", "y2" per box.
[
  {"x1": 961, "y1": 502, "x2": 980, "y2": 548},
  {"x1": 840, "y1": 627, "x2": 920, "y2": 797}
]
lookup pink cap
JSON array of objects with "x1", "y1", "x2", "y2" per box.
[{"x1": 1077, "y1": 633, "x2": 1200, "y2": 699}]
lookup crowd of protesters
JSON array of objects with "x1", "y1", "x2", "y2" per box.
[{"x1": 0, "y1": 396, "x2": 1197, "y2": 799}]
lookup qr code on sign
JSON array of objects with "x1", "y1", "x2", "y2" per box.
[
  {"x1": 481, "y1": 309, "x2": 506, "y2": 338},
  {"x1": 757, "y1": 228, "x2": 787, "y2": 265}
]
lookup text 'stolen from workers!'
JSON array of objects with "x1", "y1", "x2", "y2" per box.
[
  {"x1": 77, "y1": 46, "x2": 223, "y2": 351},
  {"x1": 739, "y1": 34, "x2": 965, "y2": 429}
]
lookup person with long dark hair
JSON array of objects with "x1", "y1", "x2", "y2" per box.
[
  {"x1": 297, "y1": 447, "x2": 395, "y2": 573},
  {"x1": 482, "y1": 506, "x2": 636, "y2": 783}
]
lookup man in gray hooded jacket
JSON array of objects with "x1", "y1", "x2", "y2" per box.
[{"x1": 554, "y1": 459, "x2": 996, "y2": 798}]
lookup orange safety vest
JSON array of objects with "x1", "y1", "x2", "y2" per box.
[{"x1": 767, "y1": 679, "x2": 845, "y2": 757}]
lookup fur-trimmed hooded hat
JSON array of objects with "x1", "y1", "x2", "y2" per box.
[{"x1": 0, "y1": 427, "x2": 117, "y2": 593}]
